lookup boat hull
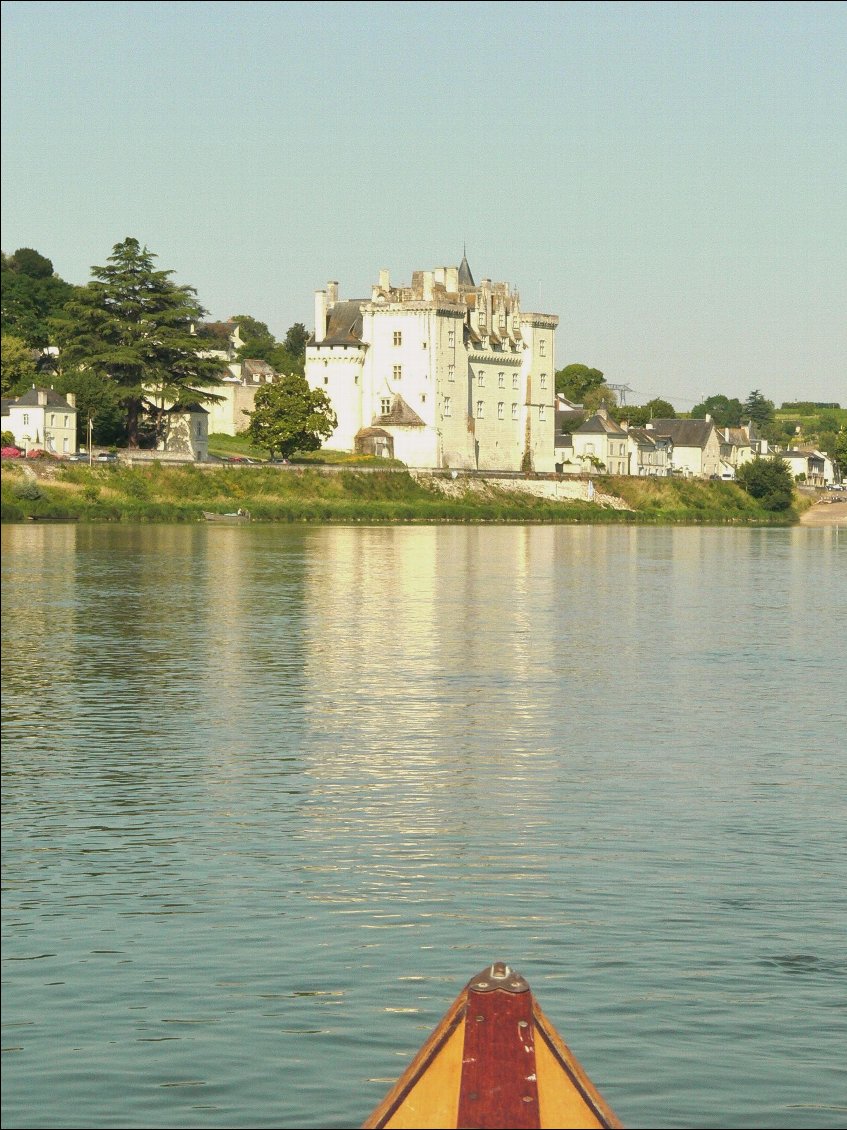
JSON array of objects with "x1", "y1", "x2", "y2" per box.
[{"x1": 361, "y1": 963, "x2": 622, "y2": 1130}]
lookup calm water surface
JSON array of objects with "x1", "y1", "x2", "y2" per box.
[{"x1": 2, "y1": 523, "x2": 845, "y2": 1129}]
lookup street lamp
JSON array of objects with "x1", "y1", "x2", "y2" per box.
[{"x1": 88, "y1": 417, "x2": 93, "y2": 465}]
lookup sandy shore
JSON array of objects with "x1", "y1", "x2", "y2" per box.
[{"x1": 799, "y1": 498, "x2": 847, "y2": 526}]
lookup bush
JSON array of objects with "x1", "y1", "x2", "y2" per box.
[{"x1": 735, "y1": 456, "x2": 794, "y2": 511}]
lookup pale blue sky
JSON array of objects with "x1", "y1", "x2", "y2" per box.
[{"x1": 2, "y1": 0, "x2": 845, "y2": 408}]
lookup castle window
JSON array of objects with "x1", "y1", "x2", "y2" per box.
[
  {"x1": 498, "y1": 372, "x2": 505, "y2": 388},
  {"x1": 477, "y1": 370, "x2": 485, "y2": 387},
  {"x1": 23, "y1": 413, "x2": 29, "y2": 425},
  {"x1": 540, "y1": 373, "x2": 547, "y2": 388},
  {"x1": 393, "y1": 331, "x2": 402, "y2": 346},
  {"x1": 497, "y1": 402, "x2": 504, "y2": 420},
  {"x1": 393, "y1": 365, "x2": 402, "y2": 380},
  {"x1": 512, "y1": 374, "x2": 519, "y2": 390},
  {"x1": 448, "y1": 328, "x2": 455, "y2": 348},
  {"x1": 444, "y1": 396, "x2": 452, "y2": 417},
  {"x1": 448, "y1": 364, "x2": 455, "y2": 382},
  {"x1": 512, "y1": 403, "x2": 519, "y2": 420},
  {"x1": 539, "y1": 340, "x2": 546, "y2": 356},
  {"x1": 476, "y1": 400, "x2": 484, "y2": 418},
  {"x1": 380, "y1": 397, "x2": 392, "y2": 415},
  {"x1": 539, "y1": 405, "x2": 546, "y2": 421},
  {"x1": 50, "y1": 414, "x2": 56, "y2": 425}
]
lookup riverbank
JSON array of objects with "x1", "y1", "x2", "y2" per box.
[
  {"x1": 797, "y1": 496, "x2": 847, "y2": 526},
  {"x1": 1, "y1": 460, "x2": 810, "y2": 525}
]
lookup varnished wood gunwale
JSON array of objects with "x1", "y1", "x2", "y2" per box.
[{"x1": 361, "y1": 966, "x2": 623, "y2": 1130}]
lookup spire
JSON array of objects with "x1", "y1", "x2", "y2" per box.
[{"x1": 458, "y1": 247, "x2": 475, "y2": 288}]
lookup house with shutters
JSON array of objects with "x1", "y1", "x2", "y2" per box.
[
  {"x1": 304, "y1": 255, "x2": 559, "y2": 471},
  {"x1": 2, "y1": 386, "x2": 78, "y2": 455}
]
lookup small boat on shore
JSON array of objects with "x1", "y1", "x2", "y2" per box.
[
  {"x1": 361, "y1": 962, "x2": 622, "y2": 1129},
  {"x1": 202, "y1": 509, "x2": 251, "y2": 523}
]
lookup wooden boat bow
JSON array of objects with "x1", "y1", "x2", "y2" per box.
[{"x1": 362, "y1": 962, "x2": 622, "y2": 1129}]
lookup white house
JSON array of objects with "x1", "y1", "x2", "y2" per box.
[
  {"x1": 305, "y1": 255, "x2": 559, "y2": 471},
  {"x1": 3, "y1": 387, "x2": 78, "y2": 455}
]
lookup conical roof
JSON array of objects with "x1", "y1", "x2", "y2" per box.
[{"x1": 458, "y1": 249, "x2": 475, "y2": 288}]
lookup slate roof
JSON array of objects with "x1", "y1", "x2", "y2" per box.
[
  {"x1": 574, "y1": 411, "x2": 627, "y2": 436},
  {"x1": 11, "y1": 387, "x2": 77, "y2": 410},
  {"x1": 372, "y1": 395, "x2": 425, "y2": 427},
  {"x1": 647, "y1": 419, "x2": 715, "y2": 447},
  {"x1": 320, "y1": 300, "x2": 366, "y2": 345},
  {"x1": 458, "y1": 252, "x2": 475, "y2": 289}
]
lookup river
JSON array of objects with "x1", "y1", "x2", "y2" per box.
[{"x1": 1, "y1": 522, "x2": 845, "y2": 1129}]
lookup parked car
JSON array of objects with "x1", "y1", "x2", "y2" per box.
[
  {"x1": 1, "y1": 446, "x2": 23, "y2": 458},
  {"x1": 67, "y1": 451, "x2": 92, "y2": 463},
  {"x1": 96, "y1": 451, "x2": 118, "y2": 463}
]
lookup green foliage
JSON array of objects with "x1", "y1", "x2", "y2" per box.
[
  {"x1": 283, "y1": 322, "x2": 309, "y2": 358},
  {"x1": 555, "y1": 364, "x2": 605, "y2": 403},
  {"x1": 12, "y1": 479, "x2": 42, "y2": 500},
  {"x1": 691, "y1": 394, "x2": 744, "y2": 427},
  {"x1": 1, "y1": 249, "x2": 76, "y2": 347},
  {"x1": 743, "y1": 389, "x2": 775, "y2": 428},
  {"x1": 246, "y1": 373, "x2": 337, "y2": 459},
  {"x1": 51, "y1": 238, "x2": 224, "y2": 446},
  {"x1": 1, "y1": 334, "x2": 37, "y2": 395},
  {"x1": 232, "y1": 316, "x2": 307, "y2": 375},
  {"x1": 55, "y1": 365, "x2": 126, "y2": 446},
  {"x1": 735, "y1": 455, "x2": 794, "y2": 511},
  {"x1": 611, "y1": 398, "x2": 676, "y2": 426}
]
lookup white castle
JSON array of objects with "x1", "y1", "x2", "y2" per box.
[{"x1": 305, "y1": 254, "x2": 559, "y2": 471}]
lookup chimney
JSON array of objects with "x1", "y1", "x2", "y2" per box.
[
  {"x1": 37, "y1": 389, "x2": 47, "y2": 406},
  {"x1": 326, "y1": 281, "x2": 339, "y2": 306},
  {"x1": 446, "y1": 267, "x2": 458, "y2": 293},
  {"x1": 65, "y1": 392, "x2": 76, "y2": 408},
  {"x1": 423, "y1": 271, "x2": 433, "y2": 301},
  {"x1": 379, "y1": 268, "x2": 390, "y2": 292},
  {"x1": 434, "y1": 267, "x2": 446, "y2": 287},
  {"x1": 314, "y1": 289, "x2": 327, "y2": 344},
  {"x1": 705, "y1": 413, "x2": 712, "y2": 422}
]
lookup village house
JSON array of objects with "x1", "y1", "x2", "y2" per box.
[
  {"x1": 626, "y1": 425, "x2": 672, "y2": 476},
  {"x1": 2, "y1": 386, "x2": 78, "y2": 456},
  {"x1": 305, "y1": 255, "x2": 559, "y2": 471},
  {"x1": 779, "y1": 447, "x2": 835, "y2": 487},
  {"x1": 564, "y1": 408, "x2": 629, "y2": 474},
  {"x1": 645, "y1": 417, "x2": 722, "y2": 478}
]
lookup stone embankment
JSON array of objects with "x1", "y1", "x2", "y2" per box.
[{"x1": 412, "y1": 472, "x2": 633, "y2": 510}]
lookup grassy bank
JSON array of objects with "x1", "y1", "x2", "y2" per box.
[{"x1": 1, "y1": 461, "x2": 806, "y2": 525}]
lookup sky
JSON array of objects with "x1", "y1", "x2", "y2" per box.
[{"x1": 2, "y1": 0, "x2": 845, "y2": 410}]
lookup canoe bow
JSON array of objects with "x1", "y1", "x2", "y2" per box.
[{"x1": 362, "y1": 962, "x2": 623, "y2": 1129}]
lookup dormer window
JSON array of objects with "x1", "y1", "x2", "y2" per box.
[{"x1": 380, "y1": 398, "x2": 391, "y2": 415}]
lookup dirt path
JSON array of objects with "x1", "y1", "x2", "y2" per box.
[{"x1": 799, "y1": 498, "x2": 847, "y2": 526}]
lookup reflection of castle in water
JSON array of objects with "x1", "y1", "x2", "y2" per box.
[{"x1": 299, "y1": 527, "x2": 567, "y2": 781}]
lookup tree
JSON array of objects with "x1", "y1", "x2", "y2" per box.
[
  {"x1": 610, "y1": 398, "x2": 676, "y2": 427},
  {"x1": 1, "y1": 249, "x2": 76, "y2": 347},
  {"x1": 555, "y1": 363, "x2": 605, "y2": 403},
  {"x1": 1, "y1": 334, "x2": 37, "y2": 396},
  {"x1": 743, "y1": 389, "x2": 775, "y2": 429},
  {"x1": 691, "y1": 394, "x2": 743, "y2": 427},
  {"x1": 283, "y1": 322, "x2": 309, "y2": 358},
  {"x1": 51, "y1": 238, "x2": 223, "y2": 447},
  {"x1": 232, "y1": 315, "x2": 278, "y2": 363},
  {"x1": 735, "y1": 455, "x2": 794, "y2": 511},
  {"x1": 245, "y1": 374, "x2": 336, "y2": 459}
]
